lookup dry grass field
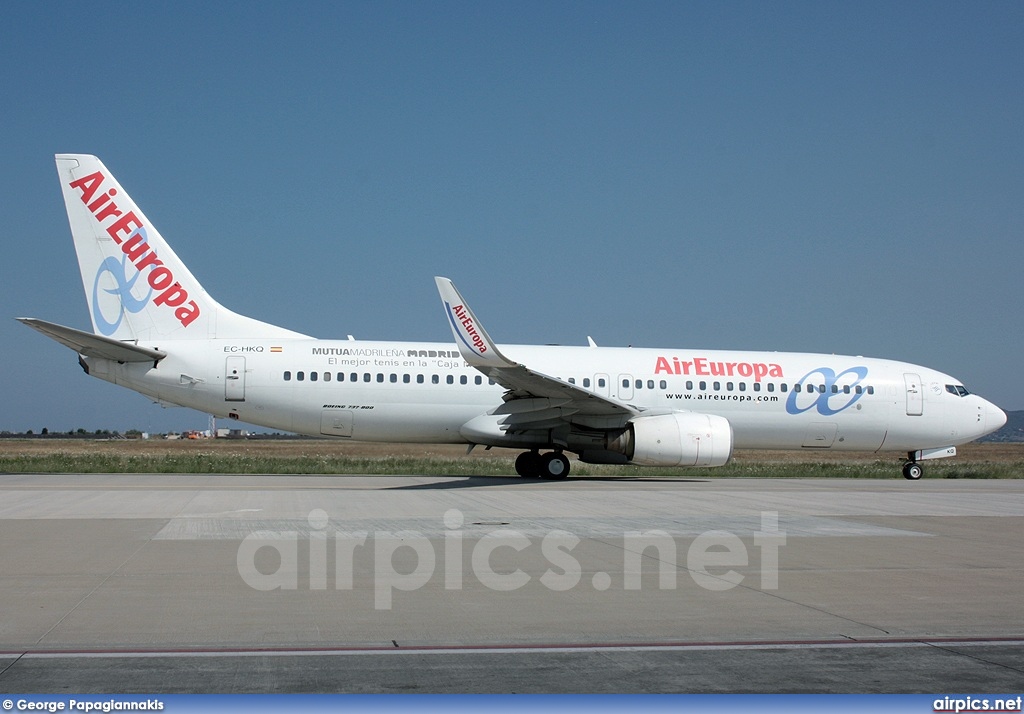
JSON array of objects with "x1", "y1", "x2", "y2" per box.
[{"x1": 0, "y1": 438, "x2": 1021, "y2": 478}]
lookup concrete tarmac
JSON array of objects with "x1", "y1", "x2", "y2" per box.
[{"x1": 0, "y1": 473, "x2": 1022, "y2": 692}]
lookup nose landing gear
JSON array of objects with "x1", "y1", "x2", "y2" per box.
[
  {"x1": 514, "y1": 450, "x2": 570, "y2": 479},
  {"x1": 902, "y1": 460, "x2": 923, "y2": 480}
]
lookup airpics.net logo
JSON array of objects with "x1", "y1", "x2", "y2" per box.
[{"x1": 236, "y1": 509, "x2": 787, "y2": 610}]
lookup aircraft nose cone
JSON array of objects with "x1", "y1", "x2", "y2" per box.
[{"x1": 987, "y1": 401, "x2": 1008, "y2": 433}]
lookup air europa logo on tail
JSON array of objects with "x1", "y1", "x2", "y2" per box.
[
  {"x1": 451, "y1": 303, "x2": 487, "y2": 354},
  {"x1": 69, "y1": 171, "x2": 200, "y2": 329}
]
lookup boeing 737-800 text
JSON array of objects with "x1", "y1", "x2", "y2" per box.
[{"x1": 20, "y1": 155, "x2": 1007, "y2": 479}]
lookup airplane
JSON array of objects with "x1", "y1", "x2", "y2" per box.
[{"x1": 19, "y1": 154, "x2": 1007, "y2": 480}]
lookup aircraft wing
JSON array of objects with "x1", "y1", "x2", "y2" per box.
[
  {"x1": 18, "y1": 318, "x2": 166, "y2": 363},
  {"x1": 434, "y1": 278, "x2": 638, "y2": 428}
]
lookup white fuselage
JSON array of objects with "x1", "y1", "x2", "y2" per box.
[{"x1": 86, "y1": 338, "x2": 1004, "y2": 454}]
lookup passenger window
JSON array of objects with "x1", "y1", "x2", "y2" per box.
[
  {"x1": 739, "y1": 383, "x2": 746, "y2": 391},
  {"x1": 647, "y1": 380, "x2": 654, "y2": 389},
  {"x1": 753, "y1": 382, "x2": 761, "y2": 392},
  {"x1": 447, "y1": 375, "x2": 454, "y2": 385},
  {"x1": 363, "y1": 373, "x2": 371, "y2": 382},
  {"x1": 310, "y1": 372, "x2": 318, "y2": 382},
  {"x1": 766, "y1": 383, "x2": 773, "y2": 392},
  {"x1": 568, "y1": 377, "x2": 576, "y2": 385},
  {"x1": 856, "y1": 386, "x2": 863, "y2": 394},
  {"x1": 475, "y1": 376, "x2": 482, "y2": 385},
  {"x1": 713, "y1": 381, "x2": 720, "y2": 391},
  {"x1": 583, "y1": 378, "x2": 591, "y2": 388},
  {"x1": 686, "y1": 381, "x2": 693, "y2": 390},
  {"x1": 867, "y1": 386, "x2": 874, "y2": 395},
  {"x1": 417, "y1": 374, "x2": 424, "y2": 384},
  {"x1": 699, "y1": 381, "x2": 706, "y2": 390},
  {"x1": 598, "y1": 378, "x2": 606, "y2": 388},
  {"x1": 460, "y1": 375, "x2": 468, "y2": 385},
  {"x1": 390, "y1": 374, "x2": 398, "y2": 383},
  {"x1": 324, "y1": 372, "x2": 331, "y2": 382},
  {"x1": 659, "y1": 380, "x2": 666, "y2": 389},
  {"x1": 622, "y1": 379, "x2": 630, "y2": 388},
  {"x1": 780, "y1": 383, "x2": 788, "y2": 393},
  {"x1": 337, "y1": 373, "x2": 344, "y2": 382},
  {"x1": 284, "y1": 371, "x2": 292, "y2": 381},
  {"x1": 794, "y1": 384, "x2": 801, "y2": 393},
  {"x1": 726, "y1": 382, "x2": 733, "y2": 391},
  {"x1": 297, "y1": 371, "x2": 305, "y2": 382},
  {"x1": 350, "y1": 373, "x2": 357, "y2": 382},
  {"x1": 376, "y1": 373, "x2": 384, "y2": 383},
  {"x1": 843, "y1": 385, "x2": 850, "y2": 394},
  {"x1": 432, "y1": 375, "x2": 439, "y2": 384},
  {"x1": 832, "y1": 385, "x2": 839, "y2": 394}
]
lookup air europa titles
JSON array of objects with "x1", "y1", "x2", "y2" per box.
[
  {"x1": 655, "y1": 356, "x2": 783, "y2": 382},
  {"x1": 69, "y1": 172, "x2": 200, "y2": 328},
  {"x1": 452, "y1": 304, "x2": 487, "y2": 354}
]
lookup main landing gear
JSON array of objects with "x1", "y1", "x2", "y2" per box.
[
  {"x1": 902, "y1": 459, "x2": 924, "y2": 480},
  {"x1": 515, "y1": 450, "x2": 570, "y2": 479}
]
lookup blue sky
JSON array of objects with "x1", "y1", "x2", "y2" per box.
[{"x1": 2, "y1": 1, "x2": 1021, "y2": 434}]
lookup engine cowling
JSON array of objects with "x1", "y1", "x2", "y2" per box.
[{"x1": 623, "y1": 412, "x2": 733, "y2": 467}]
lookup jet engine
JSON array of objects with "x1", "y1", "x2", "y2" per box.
[{"x1": 578, "y1": 412, "x2": 733, "y2": 467}]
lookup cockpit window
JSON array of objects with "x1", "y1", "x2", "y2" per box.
[{"x1": 945, "y1": 384, "x2": 970, "y2": 397}]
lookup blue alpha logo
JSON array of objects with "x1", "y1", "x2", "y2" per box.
[
  {"x1": 92, "y1": 252, "x2": 153, "y2": 336},
  {"x1": 785, "y1": 366, "x2": 869, "y2": 416}
]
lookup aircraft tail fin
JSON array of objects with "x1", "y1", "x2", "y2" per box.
[{"x1": 55, "y1": 154, "x2": 307, "y2": 341}]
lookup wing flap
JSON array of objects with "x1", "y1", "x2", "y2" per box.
[
  {"x1": 492, "y1": 397, "x2": 573, "y2": 415},
  {"x1": 18, "y1": 318, "x2": 166, "y2": 363},
  {"x1": 499, "y1": 406, "x2": 580, "y2": 431}
]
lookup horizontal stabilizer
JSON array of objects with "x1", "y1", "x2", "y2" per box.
[{"x1": 17, "y1": 318, "x2": 166, "y2": 363}]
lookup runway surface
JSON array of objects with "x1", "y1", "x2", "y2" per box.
[{"x1": 0, "y1": 473, "x2": 1022, "y2": 692}]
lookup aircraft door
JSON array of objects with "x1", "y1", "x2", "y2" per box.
[
  {"x1": 225, "y1": 356, "x2": 246, "y2": 402},
  {"x1": 904, "y1": 373, "x2": 923, "y2": 416}
]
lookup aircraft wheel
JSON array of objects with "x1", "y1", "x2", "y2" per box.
[
  {"x1": 539, "y1": 452, "x2": 570, "y2": 480},
  {"x1": 902, "y1": 462, "x2": 923, "y2": 480},
  {"x1": 515, "y1": 451, "x2": 542, "y2": 478}
]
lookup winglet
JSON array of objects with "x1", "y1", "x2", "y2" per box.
[{"x1": 434, "y1": 277, "x2": 515, "y2": 369}]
